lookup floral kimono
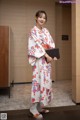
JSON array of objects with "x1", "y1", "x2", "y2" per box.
[{"x1": 28, "y1": 26, "x2": 55, "y2": 107}]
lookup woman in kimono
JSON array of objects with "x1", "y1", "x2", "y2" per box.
[{"x1": 28, "y1": 10, "x2": 57, "y2": 119}]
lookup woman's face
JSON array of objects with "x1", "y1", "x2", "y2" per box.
[{"x1": 36, "y1": 13, "x2": 46, "y2": 27}]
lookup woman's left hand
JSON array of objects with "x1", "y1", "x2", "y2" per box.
[{"x1": 53, "y1": 57, "x2": 57, "y2": 60}]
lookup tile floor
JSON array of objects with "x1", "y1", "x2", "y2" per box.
[{"x1": 0, "y1": 80, "x2": 75, "y2": 111}]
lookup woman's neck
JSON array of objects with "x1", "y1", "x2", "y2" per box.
[{"x1": 36, "y1": 24, "x2": 42, "y2": 30}]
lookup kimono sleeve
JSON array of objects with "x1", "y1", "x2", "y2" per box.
[
  {"x1": 28, "y1": 30, "x2": 46, "y2": 58},
  {"x1": 49, "y1": 34, "x2": 55, "y2": 48},
  {"x1": 45, "y1": 28, "x2": 55, "y2": 48}
]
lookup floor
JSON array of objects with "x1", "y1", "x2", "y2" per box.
[
  {"x1": 1, "y1": 106, "x2": 80, "y2": 120},
  {"x1": 0, "y1": 80, "x2": 76, "y2": 111}
]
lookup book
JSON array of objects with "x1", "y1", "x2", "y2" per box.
[{"x1": 46, "y1": 48, "x2": 60, "y2": 59}]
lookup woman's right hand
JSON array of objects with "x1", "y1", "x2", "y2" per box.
[{"x1": 44, "y1": 53, "x2": 52, "y2": 63}]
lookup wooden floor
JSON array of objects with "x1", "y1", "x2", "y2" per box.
[{"x1": 0, "y1": 105, "x2": 80, "y2": 120}]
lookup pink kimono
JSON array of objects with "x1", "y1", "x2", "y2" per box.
[{"x1": 28, "y1": 26, "x2": 55, "y2": 107}]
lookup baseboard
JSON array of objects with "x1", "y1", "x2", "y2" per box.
[
  {"x1": 11, "y1": 80, "x2": 55, "y2": 85},
  {"x1": 11, "y1": 82, "x2": 32, "y2": 85}
]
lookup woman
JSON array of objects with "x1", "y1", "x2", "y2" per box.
[{"x1": 28, "y1": 10, "x2": 57, "y2": 119}]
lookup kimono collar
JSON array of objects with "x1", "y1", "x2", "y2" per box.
[{"x1": 34, "y1": 26, "x2": 44, "y2": 32}]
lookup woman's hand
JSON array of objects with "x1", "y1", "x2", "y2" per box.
[
  {"x1": 53, "y1": 57, "x2": 57, "y2": 60},
  {"x1": 47, "y1": 56, "x2": 52, "y2": 63},
  {"x1": 44, "y1": 53, "x2": 52, "y2": 63}
]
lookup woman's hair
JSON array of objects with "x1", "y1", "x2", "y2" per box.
[{"x1": 35, "y1": 10, "x2": 47, "y2": 22}]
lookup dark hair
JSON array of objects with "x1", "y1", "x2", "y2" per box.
[{"x1": 35, "y1": 10, "x2": 47, "y2": 22}]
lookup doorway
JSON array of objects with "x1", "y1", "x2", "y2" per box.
[{"x1": 55, "y1": 3, "x2": 72, "y2": 81}]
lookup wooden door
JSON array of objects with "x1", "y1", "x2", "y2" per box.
[{"x1": 0, "y1": 26, "x2": 9, "y2": 87}]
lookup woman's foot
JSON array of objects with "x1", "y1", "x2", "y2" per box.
[
  {"x1": 37, "y1": 103, "x2": 49, "y2": 114},
  {"x1": 30, "y1": 109, "x2": 43, "y2": 119},
  {"x1": 33, "y1": 113, "x2": 43, "y2": 119},
  {"x1": 30, "y1": 103, "x2": 43, "y2": 119},
  {"x1": 29, "y1": 112, "x2": 43, "y2": 119},
  {"x1": 40, "y1": 109, "x2": 49, "y2": 113}
]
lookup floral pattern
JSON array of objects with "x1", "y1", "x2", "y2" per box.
[{"x1": 28, "y1": 26, "x2": 55, "y2": 107}]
